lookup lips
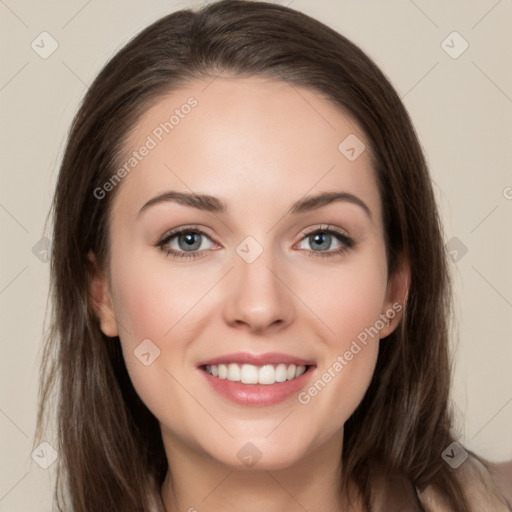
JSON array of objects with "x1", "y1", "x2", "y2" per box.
[
  {"x1": 197, "y1": 351, "x2": 315, "y2": 367},
  {"x1": 197, "y1": 352, "x2": 316, "y2": 406}
]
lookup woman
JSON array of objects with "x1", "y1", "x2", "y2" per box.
[{"x1": 35, "y1": 1, "x2": 511, "y2": 510}]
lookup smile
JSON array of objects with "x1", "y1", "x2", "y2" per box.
[
  {"x1": 198, "y1": 352, "x2": 315, "y2": 406},
  {"x1": 204, "y1": 363, "x2": 308, "y2": 385}
]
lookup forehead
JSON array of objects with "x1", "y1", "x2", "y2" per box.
[{"x1": 112, "y1": 76, "x2": 381, "y2": 224}]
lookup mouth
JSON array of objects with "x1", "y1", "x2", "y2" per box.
[{"x1": 197, "y1": 352, "x2": 316, "y2": 406}]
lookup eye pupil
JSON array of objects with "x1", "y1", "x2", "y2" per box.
[
  {"x1": 310, "y1": 232, "x2": 331, "y2": 251},
  {"x1": 179, "y1": 233, "x2": 201, "y2": 251}
]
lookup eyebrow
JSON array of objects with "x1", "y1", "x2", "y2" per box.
[{"x1": 137, "y1": 190, "x2": 372, "y2": 220}]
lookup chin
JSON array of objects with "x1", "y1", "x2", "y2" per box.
[{"x1": 201, "y1": 432, "x2": 313, "y2": 471}]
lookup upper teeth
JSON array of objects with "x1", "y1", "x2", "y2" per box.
[{"x1": 204, "y1": 363, "x2": 307, "y2": 385}]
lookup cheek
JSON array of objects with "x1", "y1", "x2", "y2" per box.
[
  {"x1": 294, "y1": 247, "x2": 387, "y2": 427},
  {"x1": 108, "y1": 261, "x2": 177, "y2": 414},
  {"x1": 298, "y1": 246, "x2": 388, "y2": 347},
  {"x1": 109, "y1": 248, "x2": 209, "y2": 343},
  {"x1": 107, "y1": 251, "x2": 217, "y2": 429}
]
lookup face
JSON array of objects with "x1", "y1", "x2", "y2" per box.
[{"x1": 91, "y1": 76, "x2": 408, "y2": 472}]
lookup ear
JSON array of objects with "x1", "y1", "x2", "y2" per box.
[
  {"x1": 87, "y1": 251, "x2": 119, "y2": 338},
  {"x1": 379, "y1": 252, "x2": 410, "y2": 339}
]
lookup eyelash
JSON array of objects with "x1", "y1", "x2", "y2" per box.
[{"x1": 155, "y1": 224, "x2": 355, "y2": 261}]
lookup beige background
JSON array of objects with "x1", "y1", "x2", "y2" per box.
[{"x1": 1, "y1": 0, "x2": 511, "y2": 509}]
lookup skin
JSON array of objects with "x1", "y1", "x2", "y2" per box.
[{"x1": 90, "y1": 76, "x2": 409, "y2": 512}]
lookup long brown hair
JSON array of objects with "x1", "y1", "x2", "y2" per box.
[{"x1": 35, "y1": 1, "x2": 497, "y2": 510}]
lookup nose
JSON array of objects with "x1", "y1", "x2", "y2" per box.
[{"x1": 222, "y1": 246, "x2": 295, "y2": 334}]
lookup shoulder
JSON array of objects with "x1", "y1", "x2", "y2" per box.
[{"x1": 488, "y1": 460, "x2": 512, "y2": 509}]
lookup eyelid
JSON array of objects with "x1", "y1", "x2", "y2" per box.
[
  {"x1": 299, "y1": 223, "x2": 350, "y2": 238},
  {"x1": 157, "y1": 224, "x2": 218, "y2": 245}
]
